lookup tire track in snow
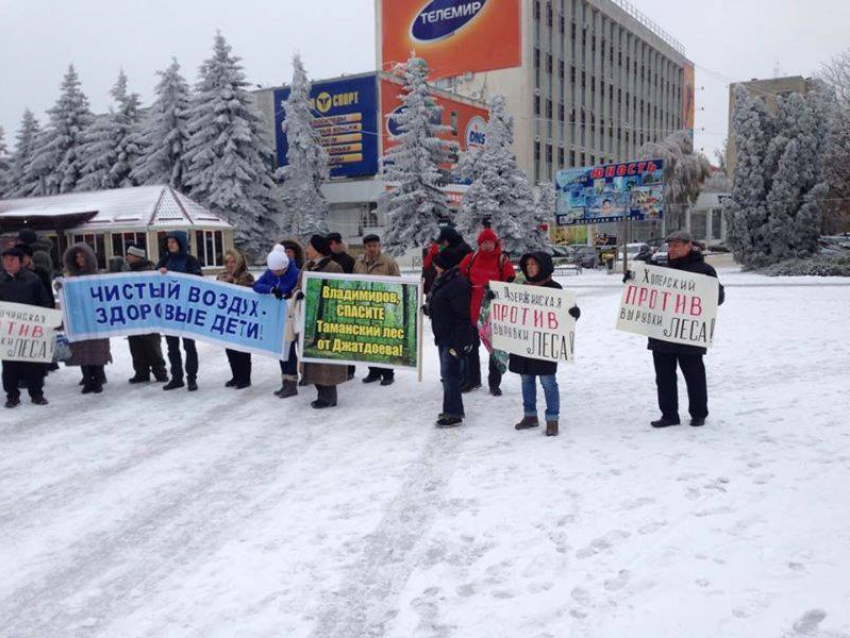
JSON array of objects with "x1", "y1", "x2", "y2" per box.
[{"x1": 308, "y1": 426, "x2": 471, "y2": 638}]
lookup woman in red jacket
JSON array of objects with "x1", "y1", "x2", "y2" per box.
[{"x1": 459, "y1": 227, "x2": 516, "y2": 395}]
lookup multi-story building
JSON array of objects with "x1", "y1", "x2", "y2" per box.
[{"x1": 725, "y1": 75, "x2": 811, "y2": 179}]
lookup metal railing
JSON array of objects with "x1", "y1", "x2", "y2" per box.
[{"x1": 608, "y1": 0, "x2": 687, "y2": 57}]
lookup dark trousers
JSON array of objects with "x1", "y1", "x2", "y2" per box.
[
  {"x1": 279, "y1": 342, "x2": 298, "y2": 377},
  {"x1": 2, "y1": 361, "x2": 45, "y2": 399},
  {"x1": 438, "y1": 345, "x2": 465, "y2": 418},
  {"x1": 367, "y1": 367, "x2": 394, "y2": 380},
  {"x1": 316, "y1": 384, "x2": 337, "y2": 405},
  {"x1": 165, "y1": 336, "x2": 198, "y2": 382},
  {"x1": 128, "y1": 334, "x2": 167, "y2": 378},
  {"x1": 653, "y1": 351, "x2": 708, "y2": 421},
  {"x1": 226, "y1": 349, "x2": 252, "y2": 384},
  {"x1": 464, "y1": 342, "x2": 502, "y2": 389}
]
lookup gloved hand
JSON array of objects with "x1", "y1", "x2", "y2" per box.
[
  {"x1": 282, "y1": 291, "x2": 293, "y2": 301},
  {"x1": 295, "y1": 291, "x2": 305, "y2": 301},
  {"x1": 421, "y1": 304, "x2": 430, "y2": 317},
  {"x1": 569, "y1": 305, "x2": 581, "y2": 320},
  {"x1": 622, "y1": 270, "x2": 634, "y2": 284},
  {"x1": 271, "y1": 287, "x2": 283, "y2": 300},
  {"x1": 484, "y1": 286, "x2": 496, "y2": 301}
]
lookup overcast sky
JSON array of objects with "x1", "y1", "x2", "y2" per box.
[{"x1": 2, "y1": 0, "x2": 849, "y2": 163}]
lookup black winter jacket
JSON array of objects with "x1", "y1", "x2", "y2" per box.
[
  {"x1": 509, "y1": 252, "x2": 568, "y2": 377},
  {"x1": 647, "y1": 250, "x2": 725, "y2": 356},
  {"x1": 331, "y1": 251, "x2": 356, "y2": 274},
  {"x1": 0, "y1": 268, "x2": 54, "y2": 308},
  {"x1": 427, "y1": 267, "x2": 474, "y2": 349}
]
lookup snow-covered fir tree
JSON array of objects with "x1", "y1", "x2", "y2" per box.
[
  {"x1": 130, "y1": 58, "x2": 191, "y2": 190},
  {"x1": 77, "y1": 70, "x2": 143, "y2": 191},
  {"x1": 724, "y1": 83, "x2": 831, "y2": 268},
  {"x1": 0, "y1": 128, "x2": 10, "y2": 197},
  {"x1": 277, "y1": 54, "x2": 330, "y2": 238},
  {"x1": 182, "y1": 32, "x2": 277, "y2": 255},
  {"x1": 818, "y1": 49, "x2": 850, "y2": 234},
  {"x1": 27, "y1": 65, "x2": 93, "y2": 194},
  {"x1": 6, "y1": 110, "x2": 42, "y2": 197},
  {"x1": 531, "y1": 183, "x2": 556, "y2": 251},
  {"x1": 380, "y1": 56, "x2": 451, "y2": 257},
  {"x1": 455, "y1": 95, "x2": 540, "y2": 254},
  {"x1": 638, "y1": 130, "x2": 711, "y2": 230}
]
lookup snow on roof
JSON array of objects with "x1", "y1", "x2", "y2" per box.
[{"x1": 0, "y1": 185, "x2": 233, "y2": 230}]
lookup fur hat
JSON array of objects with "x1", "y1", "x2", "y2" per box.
[
  {"x1": 267, "y1": 244, "x2": 290, "y2": 271},
  {"x1": 433, "y1": 248, "x2": 462, "y2": 270},
  {"x1": 126, "y1": 245, "x2": 147, "y2": 259}
]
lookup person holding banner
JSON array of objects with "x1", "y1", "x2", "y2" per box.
[
  {"x1": 459, "y1": 228, "x2": 516, "y2": 396},
  {"x1": 297, "y1": 235, "x2": 349, "y2": 409},
  {"x1": 424, "y1": 248, "x2": 476, "y2": 428},
  {"x1": 125, "y1": 245, "x2": 169, "y2": 385},
  {"x1": 354, "y1": 234, "x2": 401, "y2": 387},
  {"x1": 509, "y1": 253, "x2": 581, "y2": 437},
  {"x1": 254, "y1": 245, "x2": 300, "y2": 398},
  {"x1": 62, "y1": 244, "x2": 113, "y2": 395},
  {"x1": 1, "y1": 247, "x2": 55, "y2": 408},
  {"x1": 327, "y1": 233, "x2": 355, "y2": 275},
  {"x1": 626, "y1": 230, "x2": 725, "y2": 428},
  {"x1": 217, "y1": 249, "x2": 256, "y2": 389},
  {"x1": 156, "y1": 231, "x2": 203, "y2": 392}
]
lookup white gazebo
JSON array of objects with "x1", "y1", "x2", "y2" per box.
[{"x1": 0, "y1": 185, "x2": 235, "y2": 271}]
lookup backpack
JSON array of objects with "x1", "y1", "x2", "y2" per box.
[{"x1": 463, "y1": 251, "x2": 509, "y2": 280}]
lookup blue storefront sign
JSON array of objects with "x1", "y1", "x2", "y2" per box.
[
  {"x1": 274, "y1": 74, "x2": 379, "y2": 179},
  {"x1": 555, "y1": 159, "x2": 665, "y2": 226}
]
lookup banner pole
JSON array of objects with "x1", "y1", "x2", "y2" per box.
[{"x1": 417, "y1": 279, "x2": 424, "y2": 383}]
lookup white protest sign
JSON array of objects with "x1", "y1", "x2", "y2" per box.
[
  {"x1": 0, "y1": 301, "x2": 63, "y2": 363},
  {"x1": 617, "y1": 264, "x2": 720, "y2": 348},
  {"x1": 490, "y1": 281, "x2": 576, "y2": 363}
]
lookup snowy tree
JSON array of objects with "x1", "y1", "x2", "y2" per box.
[
  {"x1": 455, "y1": 143, "x2": 484, "y2": 184},
  {"x1": 724, "y1": 83, "x2": 831, "y2": 268},
  {"x1": 819, "y1": 49, "x2": 850, "y2": 234},
  {"x1": 380, "y1": 56, "x2": 451, "y2": 256},
  {"x1": 0, "y1": 128, "x2": 10, "y2": 197},
  {"x1": 638, "y1": 130, "x2": 711, "y2": 230},
  {"x1": 455, "y1": 95, "x2": 541, "y2": 255},
  {"x1": 182, "y1": 32, "x2": 278, "y2": 254},
  {"x1": 532, "y1": 183, "x2": 556, "y2": 251},
  {"x1": 130, "y1": 58, "x2": 191, "y2": 190},
  {"x1": 5, "y1": 110, "x2": 42, "y2": 197},
  {"x1": 77, "y1": 70, "x2": 143, "y2": 191},
  {"x1": 27, "y1": 65, "x2": 93, "y2": 194},
  {"x1": 277, "y1": 54, "x2": 330, "y2": 238}
]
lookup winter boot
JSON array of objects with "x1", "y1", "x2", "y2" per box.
[
  {"x1": 690, "y1": 417, "x2": 706, "y2": 427},
  {"x1": 546, "y1": 420, "x2": 559, "y2": 437},
  {"x1": 128, "y1": 374, "x2": 150, "y2": 384},
  {"x1": 515, "y1": 416, "x2": 540, "y2": 430},
  {"x1": 277, "y1": 377, "x2": 298, "y2": 399},
  {"x1": 154, "y1": 371, "x2": 169, "y2": 383},
  {"x1": 436, "y1": 415, "x2": 463, "y2": 428},
  {"x1": 32, "y1": 395, "x2": 49, "y2": 406},
  {"x1": 380, "y1": 372, "x2": 395, "y2": 386},
  {"x1": 362, "y1": 370, "x2": 382, "y2": 384},
  {"x1": 163, "y1": 378, "x2": 185, "y2": 391},
  {"x1": 187, "y1": 378, "x2": 198, "y2": 392},
  {"x1": 460, "y1": 382, "x2": 481, "y2": 394},
  {"x1": 489, "y1": 386, "x2": 503, "y2": 397},
  {"x1": 225, "y1": 378, "x2": 237, "y2": 388},
  {"x1": 4, "y1": 396, "x2": 20, "y2": 409},
  {"x1": 651, "y1": 417, "x2": 681, "y2": 428}
]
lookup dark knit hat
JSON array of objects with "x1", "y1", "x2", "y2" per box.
[
  {"x1": 362, "y1": 234, "x2": 381, "y2": 245},
  {"x1": 14, "y1": 243, "x2": 33, "y2": 257},
  {"x1": 17, "y1": 229, "x2": 38, "y2": 245},
  {"x1": 309, "y1": 234, "x2": 331, "y2": 256},
  {"x1": 326, "y1": 232, "x2": 343, "y2": 244},
  {"x1": 2, "y1": 247, "x2": 25, "y2": 260},
  {"x1": 433, "y1": 247, "x2": 462, "y2": 270}
]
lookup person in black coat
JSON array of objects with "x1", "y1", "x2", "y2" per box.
[
  {"x1": 424, "y1": 248, "x2": 475, "y2": 428},
  {"x1": 156, "y1": 231, "x2": 203, "y2": 391},
  {"x1": 126, "y1": 245, "x2": 169, "y2": 384},
  {"x1": 509, "y1": 252, "x2": 581, "y2": 437},
  {"x1": 630, "y1": 230, "x2": 726, "y2": 428},
  {"x1": 327, "y1": 233, "x2": 356, "y2": 274},
  {"x1": 1, "y1": 247, "x2": 54, "y2": 408},
  {"x1": 436, "y1": 226, "x2": 473, "y2": 260}
]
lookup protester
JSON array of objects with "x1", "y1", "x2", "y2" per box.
[
  {"x1": 459, "y1": 228, "x2": 516, "y2": 395},
  {"x1": 125, "y1": 245, "x2": 168, "y2": 384},
  {"x1": 280, "y1": 238, "x2": 305, "y2": 269},
  {"x1": 423, "y1": 248, "x2": 476, "y2": 427},
  {"x1": 62, "y1": 243, "x2": 112, "y2": 394},
  {"x1": 31, "y1": 249, "x2": 55, "y2": 298},
  {"x1": 0, "y1": 247, "x2": 54, "y2": 408},
  {"x1": 327, "y1": 232, "x2": 355, "y2": 274},
  {"x1": 625, "y1": 230, "x2": 725, "y2": 428},
  {"x1": 509, "y1": 252, "x2": 581, "y2": 437},
  {"x1": 436, "y1": 226, "x2": 473, "y2": 260},
  {"x1": 156, "y1": 231, "x2": 203, "y2": 391},
  {"x1": 421, "y1": 243, "x2": 439, "y2": 295},
  {"x1": 108, "y1": 256, "x2": 129, "y2": 273},
  {"x1": 353, "y1": 234, "x2": 401, "y2": 386},
  {"x1": 296, "y1": 235, "x2": 349, "y2": 408},
  {"x1": 217, "y1": 248, "x2": 255, "y2": 389},
  {"x1": 254, "y1": 244, "x2": 301, "y2": 398}
]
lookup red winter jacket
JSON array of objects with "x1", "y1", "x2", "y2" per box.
[{"x1": 459, "y1": 228, "x2": 516, "y2": 323}]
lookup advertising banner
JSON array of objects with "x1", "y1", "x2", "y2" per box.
[
  {"x1": 299, "y1": 272, "x2": 421, "y2": 370},
  {"x1": 381, "y1": 77, "x2": 489, "y2": 175},
  {"x1": 616, "y1": 264, "x2": 719, "y2": 348},
  {"x1": 381, "y1": 0, "x2": 522, "y2": 80},
  {"x1": 0, "y1": 301, "x2": 63, "y2": 363},
  {"x1": 683, "y1": 62, "x2": 696, "y2": 133},
  {"x1": 59, "y1": 273, "x2": 290, "y2": 359},
  {"x1": 555, "y1": 159, "x2": 665, "y2": 226},
  {"x1": 489, "y1": 282, "x2": 576, "y2": 364},
  {"x1": 274, "y1": 74, "x2": 379, "y2": 178}
]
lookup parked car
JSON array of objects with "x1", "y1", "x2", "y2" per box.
[
  {"x1": 651, "y1": 242, "x2": 669, "y2": 265},
  {"x1": 619, "y1": 242, "x2": 651, "y2": 263},
  {"x1": 574, "y1": 246, "x2": 599, "y2": 269}
]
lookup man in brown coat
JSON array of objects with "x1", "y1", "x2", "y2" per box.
[{"x1": 353, "y1": 234, "x2": 401, "y2": 387}]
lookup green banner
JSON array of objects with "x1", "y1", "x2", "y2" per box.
[{"x1": 299, "y1": 272, "x2": 421, "y2": 370}]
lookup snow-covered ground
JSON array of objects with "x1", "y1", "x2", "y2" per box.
[{"x1": 2, "y1": 269, "x2": 849, "y2": 638}]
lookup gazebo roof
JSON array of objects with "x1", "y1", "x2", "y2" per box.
[{"x1": 0, "y1": 185, "x2": 233, "y2": 231}]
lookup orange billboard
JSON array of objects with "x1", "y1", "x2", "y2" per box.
[
  {"x1": 381, "y1": 0, "x2": 522, "y2": 80},
  {"x1": 381, "y1": 77, "x2": 489, "y2": 174},
  {"x1": 683, "y1": 62, "x2": 695, "y2": 132}
]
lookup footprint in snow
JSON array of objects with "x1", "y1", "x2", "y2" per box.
[
  {"x1": 603, "y1": 569, "x2": 632, "y2": 592},
  {"x1": 792, "y1": 609, "x2": 827, "y2": 636}
]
